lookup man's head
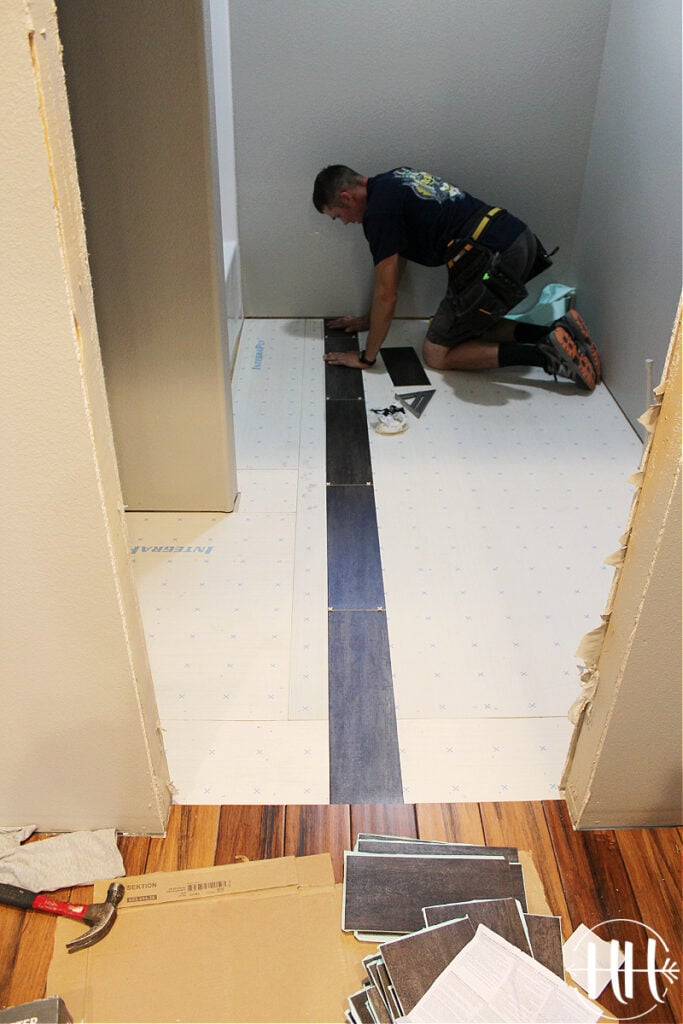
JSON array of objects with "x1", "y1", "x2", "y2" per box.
[{"x1": 313, "y1": 165, "x2": 368, "y2": 224}]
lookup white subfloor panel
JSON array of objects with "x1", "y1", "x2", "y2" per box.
[
  {"x1": 364, "y1": 319, "x2": 641, "y2": 721},
  {"x1": 397, "y1": 717, "x2": 575, "y2": 803},
  {"x1": 161, "y1": 720, "x2": 329, "y2": 804},
  {"x1": 128, "y1": 319, "x2": 642, "y2": 805}
]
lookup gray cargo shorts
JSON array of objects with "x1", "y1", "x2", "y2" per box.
[{"x1": 426, "y1": 227, "x2": 537, "y2": 347}]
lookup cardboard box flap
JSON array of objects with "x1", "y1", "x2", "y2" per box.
[
  {"x1": 48, "y1": 857, "x2": 368, "y2": 1023},
  {"x1": 517, "y1": 851, "x2": 551, "y2": 916},
  {"x1": 92, "y1": 852, "x2": 334, "y2": 908}
]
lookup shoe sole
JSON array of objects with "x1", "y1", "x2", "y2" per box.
[
  {"x1": 562, "y1": 310, "x2": 602, "y2": 382},
  {"x1": 546, "y1": 326, "x2": 597, "y2": 391}
]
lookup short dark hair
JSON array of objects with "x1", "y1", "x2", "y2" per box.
[{"x1": 312, "y1": 165, "x2": 363, "y2": 212}]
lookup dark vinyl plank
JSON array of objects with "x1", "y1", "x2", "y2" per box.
[
  {"x1": 348, "y1": 990, "x2": 375, "y2": 1024},
  {"x1": 525, "y1": 914, "x2": 565, "y2": 978},
  {"x1": 328, "y1": 610, "x2": 402, "y2": 804},
  {"x1": 380, "y1": 916, "x2": 476, "y2": 1014},
  {"x1": 327, "y1": 486, "x2": 385, "y2": 609},
  {"x1": 356, "y1": 837, "x2": 518, "y2": 860},
  {"x1": 423, "y1": 897, "x2": 531, "y2": 955},
  {"x1": 342, "y1": 852, "x2": 520, "y2": 933},
  {"x1": 380, "y1": 346, "x2": 431, "y2": 386},
  {"x1": 324, "y1": 325, "x2": 364, "y2": 399},
  {"x1": 366, "y1": 958, "x2": 402, "y2": 1021},
  {"x1": 510, "y1": 861, "x2": 528, "y2": 912},
  {"x1": 324, "y1": 323, "x2": 359, "y2": 352},
  {"x1": 326, "y1": 362, "x2": 365, "y2": 400},
  {"x1": 326, "y1": 400, "x2": 373, "y2": 485},
  {"x1": 481, "y1": 801, "x2": 571, "y2": 933},
  {"x1": 366, "y1": 985, "x2": 392, "y2": 1024}
]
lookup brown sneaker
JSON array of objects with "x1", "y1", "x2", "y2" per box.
[
  {"x1": 557, "y1": 310, "x2": 602, "y2": 382},
  {"x1": 539, "y1": 325, "x2": 597, "y2": 391}
]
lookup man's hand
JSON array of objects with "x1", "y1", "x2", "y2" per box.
[
  {"x1": 327, "y1": 315, "x2": 370, "y2": 332},
  {"x1": 323, "y1": 350, "x2": 372, "y2": 369},
  {"x1": 325, "y1": 254, "x2": 404, "y2": 368}
]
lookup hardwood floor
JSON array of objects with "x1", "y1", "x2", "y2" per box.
[{"x1": 1, "y1": 801, "x2": 680, "y2": 1023}]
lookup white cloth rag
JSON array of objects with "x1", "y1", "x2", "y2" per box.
[{"x1": 0, "y1": 826, "x2": 124, "y2": 892}]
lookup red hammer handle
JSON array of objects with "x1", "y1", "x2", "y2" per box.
[
  {"x1": 33, "y1": 894, "x2": 89, "y2": 920},
  {"x1": 0, "y1": 883, "x2": 88, "y2": 920}
]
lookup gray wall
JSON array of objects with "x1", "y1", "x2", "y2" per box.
[
  {"x1": 230, "y1": 0, "x2": 611, "y2": 319},
  {"x1": 570, "y1": 0, "x2": 682, "y2": 433},
  {"x1": 58, "y1": 0, "x2": 238, "y2": 511}
]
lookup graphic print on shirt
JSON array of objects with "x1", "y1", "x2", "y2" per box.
[{"x1": 394, "y1": 168, "x2": 463, "y2": 204}]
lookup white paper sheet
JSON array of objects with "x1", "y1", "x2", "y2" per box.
[
  {"x1": 563, "y1": 922, "x2": 624, "y2": 998},
  {"x1": 399, "y1": 925, "x2": 602, "y2": 1023}
]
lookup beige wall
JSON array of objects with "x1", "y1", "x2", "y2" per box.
[
  {"x1": 562, "y1": 306, "x2": 682, "y2": 827},
  {"x1": 1, "y1": 0, "x2": 170, "y2": 833},
  {"x1": 57, "y1": 0, "x2": 238, "y2": 512}
]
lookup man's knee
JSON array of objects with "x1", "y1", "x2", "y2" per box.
[{"x1": 422, "y1": 338, "x2": 449, "y2": 370}]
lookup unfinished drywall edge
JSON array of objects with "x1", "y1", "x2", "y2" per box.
[
  {"x1": 563, "y1": 468, "x2": 681, "y2": 828},
  {"x1": 30, "y1": 0, "x2": 172, "y2": 820},
  {"x1": 561, "y1": 300, "x2": 682, "y2": 828},
  {"x1": 8, "y1": 0, "x2": 171, "y2": 832},
  {"x1": 563, "y1": 358, "x2": 681, "y2": 826},
  {"x1": 563, "y1": 294, "x2": 681, "y2": 720}
]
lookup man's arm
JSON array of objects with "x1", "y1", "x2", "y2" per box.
[{"x1": 325, "y1": 255, "x2": 405, "y2": 368}]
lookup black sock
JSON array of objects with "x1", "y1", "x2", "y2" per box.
[
  {"x1": 513, "y1": 321, "x2": 550, "y2": 342},
  {"x1": 498, "y1": 343, "x2": 548, "y2": 369}
]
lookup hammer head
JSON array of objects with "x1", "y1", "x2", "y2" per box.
[{"x1": 66, "y1": 882, "x2": 125, "y2": 953}]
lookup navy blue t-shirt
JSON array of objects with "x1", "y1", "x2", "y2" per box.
[{"x1": 362, "y1": 168, "x2": 526, "y2": 266}]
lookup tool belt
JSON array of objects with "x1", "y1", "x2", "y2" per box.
[
  {"x1": 446, "y1": 206, "x2": 506, "y2": 269},
  {"x1": 444, "y1": 208, "x2": 529, "y2": 323}
]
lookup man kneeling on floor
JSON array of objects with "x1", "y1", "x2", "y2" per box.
[{"x1": 313, "y1": 164, "x2": 601, "y2": 390}]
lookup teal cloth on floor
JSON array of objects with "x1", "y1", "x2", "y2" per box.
[{"x1": 508, "y1": 283, "x2": 576, "y2": 325}]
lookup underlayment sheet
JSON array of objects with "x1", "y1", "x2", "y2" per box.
[
  {"x1": 160, "y1": 718, "x2": 330, "y2": 803},
  {"x1": 363, "y1": 319, "x2": 641, "y2": 721},
  {"x1": 396, "y1": 717, "x2": 574, "y2": 802},
  {"x1": 128, "y1": 319, "x2": 641, "y2": 804}
]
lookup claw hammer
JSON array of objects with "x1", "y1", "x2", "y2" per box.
[{"x1": 0, "y1": 881, "x2": 125, "y2": 952}]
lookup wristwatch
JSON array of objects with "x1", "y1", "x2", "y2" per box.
[{"x1": 359, "y1": 350, "x2": 376, "y2": 366}]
